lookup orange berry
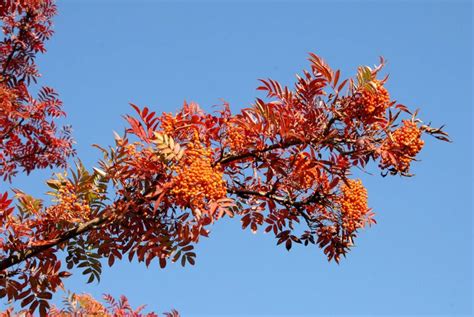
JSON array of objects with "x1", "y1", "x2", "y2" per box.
[
  {"x1": 338, "y1": 179, "x2": 369, "y2": 233},
  {"x1": 346, "y1": 81, "x2": 390, "y2": 124},
  {"x1": 170, "y1": 134, "x2": 226, "y2": 211},
  {"x1": 381, "y1": 120, "x2": 424, "y2": 172}
]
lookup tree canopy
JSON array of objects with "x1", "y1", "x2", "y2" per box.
[{"x1": 0, "y1": 0, "x2": 449, "y2": 315}]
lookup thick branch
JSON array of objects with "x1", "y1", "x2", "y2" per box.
[
  {"x1": 228, "y1": 188, "x2": 288, "y2": 204},
  {"x1": 215, "y1": 139, "x2": 303, "y2": 166},
  {"x1": 228, "y1": 188, "x2": 320, "y2": 228},
  {"x1": 0, "y1": 182, "x2": 154, "y2": 274},
  {"x1": 214, "y1": 118, "x2": 346, "y2": 167},
  {"x1": 0, "y1": 213, "x2": 110, "y2": 272}
]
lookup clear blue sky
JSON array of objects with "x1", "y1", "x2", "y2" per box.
[{"x1": 2, "y1": 0, "x2": 472, "y2": 316}]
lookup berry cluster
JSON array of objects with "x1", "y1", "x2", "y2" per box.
[
  {"x1": 381, "y1": 120, "x2": 424, "y2": 172},
  {"x1": 51, "y1": 182, "x2": 91, "y2": 223},
  {"x1": 226, "y1": 120, "x2": 246, "y2": 152},
  {"x1": 160, "y1": 112, "x2": 178, "y2": 135},
  {"x1": 170, "y1": 134, "x2": 227, "y2": 212},
  {"x1": 346, "y1": 82, "x2": 390, "y2": 123},
  {"x1": 339, "y1": 179, "x2": 369, "y2": 233}
]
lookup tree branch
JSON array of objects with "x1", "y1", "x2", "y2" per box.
[
  {"x1": 214, "y1": 139, "x2": 303, "y2": 166},
  {"x1": 228, "y1": 187, "x2": 321, "y2": 228},
  {"x1": 0, "y1": 155, "x2": 328, "y2": 275},
  {"x1": 0, "y1": 213, "x2": 110, "y2": 272}
]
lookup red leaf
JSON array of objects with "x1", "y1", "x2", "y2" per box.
[
  {"x1": 285, "y1": 239, "x2": 292, "y2": 251},
  {"x1": 159, "y1": 257, "x2": 167, "y2": 269}
]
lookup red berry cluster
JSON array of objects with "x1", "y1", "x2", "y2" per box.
[
  {"x1": 339, "y1": 179, "x2": 369, "y2": 233},
  {"x1": 381, "y1": 120, "x2": 424, "y2": 172},
  {"x1": 346, "y1": 81, "x2": 390, "y2": 124},
  {"x1": 170, "y1": 134, "x2": 227, "y2": 212}
]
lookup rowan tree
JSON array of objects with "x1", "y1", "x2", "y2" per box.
[
  {"x1": 0, "y1": 0, "x2": 450, "y2": 316},
  {"x1": 0, "y1": 0, "x2": 73, "y2": 182}
]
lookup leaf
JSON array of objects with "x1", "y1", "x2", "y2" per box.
[
  {"x1": 21, "y1": 294, "x2": 35, "y2": 307},
  {"x1": 38, "y1": 292, "x2": 52, "y2": 300},
  {"x1": 152, "y1": 132, "x2": 183, "y2": 163},
  {"x1": 87, "y1": 273, "x2": 95, "y2": 284},
  {"x1": 160, "y1": 257, "x2": 167, "y2": 269},
  {"x1": 108, "y1": 255, "x2": 115, "y2": 267},
  {"x1": 333, "y1": 69, "x2": 340, "y2": 88},
  {"x1": 39, "y1": 300, "x2": 50, "y2": 317},
  {"x1": 58, "y1": 271, "x2": 72, "y2": 278},
  {"x1": 29, "y1": 300, "x2": 39, "y2": 315},
  {"x1": 337, "y1": 79, "x2": 348, "y2": 92},
  {"x1": 329, "y1": 177, "x2": 340, "y2": 190},
  {"x1": 93, "y1": 167, "x2": 107, "y2": 178},
  {"x1": 45, "y1": 179, "x2": 61, "y2": 190},
  {"x1": 285, "y1": 239, "x2": 292, "y2": 251}
]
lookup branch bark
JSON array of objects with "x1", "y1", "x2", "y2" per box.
[
  {"x1": 228, "y1": 188, "x2": 321, "y2": 228},
  {"x1": 214, "y1": 139, "x2": 303, "y2": 166},
  {"x1": 0, "y1": 213, "x2": 110, "y2": 272}
]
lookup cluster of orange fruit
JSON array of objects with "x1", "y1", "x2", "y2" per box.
[
  {"x1": 170, "y1": 134, "x2": 227, "y2": 212},
  {"x1": 226, "y1": 120, "x2": 247, "y2": 152},
  {"x1": 346, "y1": 81, "x2": 390, "y2": 123},
  {"x1": 339, "y1": 179, "x2": 369, "y2": 233},
  {"x1": 160, "y1": 112, "x2": 178, "y2": 136},
  {"x1": 381, "y1": 120, "x2": 424, "y2": 172},
  {"x1": 52, "y1": 182, "x2": 91, "y2": 223}
]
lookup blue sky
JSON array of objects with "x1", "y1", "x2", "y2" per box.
[{"x1": 2, "y1": 0, "x2": 472, "y2": 316}]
